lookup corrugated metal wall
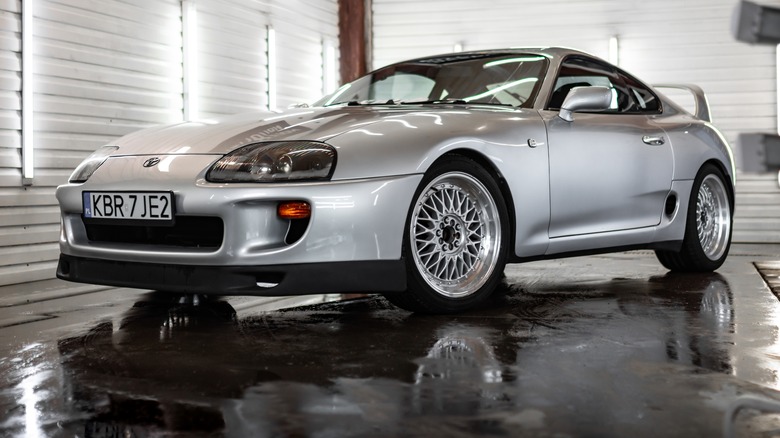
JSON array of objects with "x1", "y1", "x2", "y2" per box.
[
  {"x1": 193, "y1": 0, "x2": 338, "y2": 117},
  {"x1": 271, "y1": 0, "x2": 338, "y2": 107},
  {"x1": 196, "y1": 0, "x2": 266, "y2": 118},
  {"x1": 0, "y1": 0, "x2": 183, "y2": 286},
  {"x1": 0, "y1": 0, "x2": 25, "y2": 284},
  {"x1": 372, "y1": 0, "x2": 778, "y2": 156},
  {"x1": 0, "y1": 0, "x2": 338, "y2": 287},
  {"x1": 734, "y1": 173, "x2": 780, "y2": 242}
]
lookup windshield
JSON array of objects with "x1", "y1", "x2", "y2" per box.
[{"x1": 314, "y1": 53, "x2": 549, "y2": 108}]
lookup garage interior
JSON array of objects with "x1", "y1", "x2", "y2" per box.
[{"x1": 1, "y1": 0, "x2": 780, "y2": 436}]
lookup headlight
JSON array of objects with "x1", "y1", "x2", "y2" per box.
[
  {"x1": 68, "y1": 146, "x2": 119, "y2": 183},
  {"x1": 206, "y1": 141, "x2": 336, "y2": 183}
]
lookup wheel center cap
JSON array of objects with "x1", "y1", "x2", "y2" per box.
[{"x1": 442, "y1": 226, "x2": 455, "y2": 244}]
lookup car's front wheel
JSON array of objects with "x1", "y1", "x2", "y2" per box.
[
  {"x1": 656, "y1": 163, "x2": 733, "y2": 271},
  {"x1": 384, "y1": 155, "x2": 509, "y2": 313}
]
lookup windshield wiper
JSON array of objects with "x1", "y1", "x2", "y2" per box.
[
  {"x1": 397, "y1": 98, "x2": 468, "y2": 105},
  {"x1": 343, "y1": 99, "x2": 397, "y2": 106},
  {"x1": 334, "y1": 98, "x2": 514, "y2": 107},
  {"x1": 467, "y1": 101, "x2": 515, "y2": 107},
  {"x1": 396, "y1": 99, "x2": 515, "y2": 107}
]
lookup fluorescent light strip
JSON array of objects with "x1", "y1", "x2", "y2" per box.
[
  {"x1": 322, "y1": 38, "x2": 337, "y2": 95},
  {"x1": 182, "y1": 0, "x2": 198, "y2": 121},
  {"x1": 609, "y1": 35, "x2": 619, "y2": 66},
  {"x1": 777, "y1": 44, "x2": 779, "y2": 136},
  {"x1": 267, "y1": 26, "x2": 277, "y2": 111},
  {"x1": 21, "y1": 0, "x2": 33, "y2": 184}
]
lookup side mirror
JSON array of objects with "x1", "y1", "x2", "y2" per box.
[{"x1": 558, "y1": 86, "x2": 612, "y2": 122}]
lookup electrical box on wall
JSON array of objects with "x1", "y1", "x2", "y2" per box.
[
  {"x1": 740, "y1": 133, "x2": 780, "y2": 172},
  {"x1": 732, "y1": 0, "x2": 780, "y2": 44}
]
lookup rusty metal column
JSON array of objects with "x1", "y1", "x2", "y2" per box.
[{"x1": 338, "y1": 0, "x2": 369, "y2": 85}]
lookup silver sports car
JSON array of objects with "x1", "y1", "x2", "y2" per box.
[{"x1": 56, "y1": 47, "x2": 735, "y2": 313}]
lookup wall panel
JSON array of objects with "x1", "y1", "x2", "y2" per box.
[
  {"x1": 269, "y1": 0, "x2": 339, "y2": 108},
  {"x1": 0, "y1": 0, "x2": 182, "y2": 287},
  {"x1": 195, "y1": 0, "x2": 267, "y2": 118}
]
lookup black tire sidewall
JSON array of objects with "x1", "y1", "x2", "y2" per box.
[{"x1": 682, "y1": 164, "x2": 733, "y2": 271}]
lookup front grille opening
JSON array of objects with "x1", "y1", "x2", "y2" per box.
[{"x1": 84, "y1": 216, "x2": 224, "y2": 248}]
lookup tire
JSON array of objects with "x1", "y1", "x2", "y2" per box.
[
  {"x1": 655, "y1": 163, "x2": 733, "y2": 272},
  {"x1": 383, "y1": 155, "x2": 509, "y2": 313}
]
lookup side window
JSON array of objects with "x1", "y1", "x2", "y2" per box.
[
  {"x1": 547, "y1": 56, "x2": 631, "y2": 113},
  {"x1": 618, "y1": 71, "x2": 661, "y2": 114}
]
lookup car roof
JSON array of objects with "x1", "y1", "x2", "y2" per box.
[{"x1": 405, "y1": 47, "x2": 600, "y2": 65}]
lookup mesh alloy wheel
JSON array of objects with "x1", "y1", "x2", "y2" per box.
[
  {"x1": 696, "y1": 174, "x2": 731, "y2": 261},
  {"x1": 409, "y1": 171, "x2": 501, "y2": 298},
  {"x1": 655, "y1": 164, "x2": 733, "y2": 272}
]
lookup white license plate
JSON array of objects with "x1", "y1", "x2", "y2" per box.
[{"x1": 83, "y1": 191, "x2": 174, "y2": 224}]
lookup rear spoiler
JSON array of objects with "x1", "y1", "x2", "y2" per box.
[{"x1": 653, "y1": 83, "x2": 712, "y2": 123}]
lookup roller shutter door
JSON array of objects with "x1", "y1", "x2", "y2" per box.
[
  {"x1": 196, "y1": 0, "x2": 338, "y2": 116},
  {"x1": 270, "y1": 0, "x2": 338, "y2": 108},
  {"x1": 0, "y1": 0, "x2": 37, "y2": 286},
  {"x1": 195, "y1": 0, "x2": 267, "y2": 118}
]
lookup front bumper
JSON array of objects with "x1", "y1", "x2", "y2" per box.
[
  {"x1": 57, "y1": 155, "x2": 422, "y2": 264},
  {"x1": 57, "y1": 254, "x2": 406, "y2": 295},
  {"x1": 56, "y1": 154, "x2": 422, "y2": 294}
]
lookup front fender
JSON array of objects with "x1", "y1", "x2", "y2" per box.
[{"x1": 327, "y1": 107, "x2": 551, "y2": 258}]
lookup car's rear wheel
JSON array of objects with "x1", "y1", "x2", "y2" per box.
[
  {"x1": 383, "y1": 155, "x2": 509, "y2": 313},
  {"x1": 655, "y1": 164, "x2": 732, "y2": 271}
]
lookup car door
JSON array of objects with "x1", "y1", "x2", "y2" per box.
[{"x1": 542, "y1": 56, "x2": 673, "y2": 238}]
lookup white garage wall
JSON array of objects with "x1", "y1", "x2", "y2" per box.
[
  {"x1": 193, "y1": 0, "x2": 338, "y2": 117},
  {"x1": 0, "y1": 0, "x2": 183, "y2": 287},
  {"x1": 0, "y1": 0, "x2": 338, "y2": 287},
  {"x1": 271, "y1": 0, "x2": 338, "y2": 107},
  {"x1": 372, "y1": 0, "x2": 778, "y2": 155},
  {"x1": 195, "y1": 0, "x2": 266, "y2": 118},
  {"x1": 0, "y1": 0, "x2": 27, "y2": 284}
]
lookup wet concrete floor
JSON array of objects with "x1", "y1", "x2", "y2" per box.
[{"x1": 2, "y1": 245, "x2": 780, "y2": 437}]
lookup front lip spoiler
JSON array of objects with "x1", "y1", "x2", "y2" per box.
[{"x1": 57, "y1": 254, "x2": 406, "y2": 296}]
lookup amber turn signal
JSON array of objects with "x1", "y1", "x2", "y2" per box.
[{"x1": 277, "y1": 201, "x2": 311, "y2": 219}]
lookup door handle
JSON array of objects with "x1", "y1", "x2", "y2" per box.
[{"x1": 642, "y1": 135, "x2": 665, "y2": 146}]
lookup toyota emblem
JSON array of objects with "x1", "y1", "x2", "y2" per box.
[{"x1": 143, "y1": 157, "x2": 161, "y2": 168}]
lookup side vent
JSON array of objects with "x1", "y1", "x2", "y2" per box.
[{"x1": 665, "y1": 194, "x2": 678, "y2": 217}]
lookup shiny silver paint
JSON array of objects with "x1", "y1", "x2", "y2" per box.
[
  {"x1": 558, "y1": 86, "x2": 612, "y2": 122},
  {"x1": 654, "y1": 83, "x2": 712, "y2": 123},
  {"x1": 59, "y1": 153, "x2": 420, "y2": 265},
  {"x1": 56, "y1": 47, "x2": 735, "y2": 294}
]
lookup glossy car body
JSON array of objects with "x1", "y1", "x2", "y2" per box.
[{"x1": 56, "y1": 47, "x2": 735, "y2": 313}]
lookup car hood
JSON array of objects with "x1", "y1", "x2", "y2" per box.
[{"x1": 110, "y1": 105, "x2": 519, "y2": 156}]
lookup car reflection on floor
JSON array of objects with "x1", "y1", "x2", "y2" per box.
[{"x1": 48, "y1": 271, "x2": 745, "y2": 437}]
